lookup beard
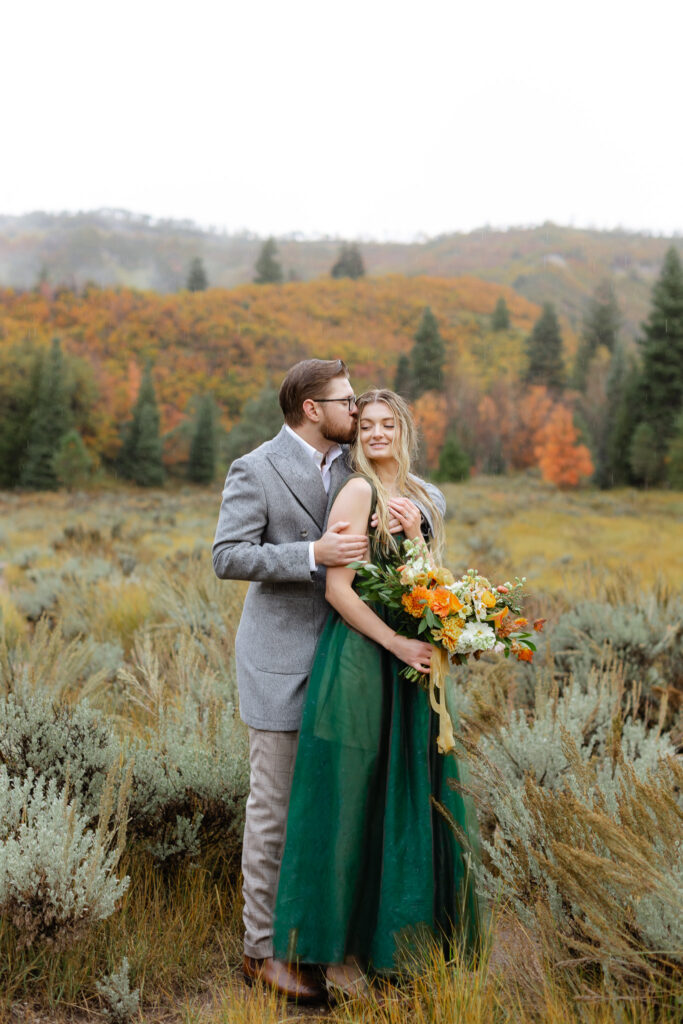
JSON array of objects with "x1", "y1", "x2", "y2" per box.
[{"x1": 321, "y1": 416, "x2": 358, "y2": 445}]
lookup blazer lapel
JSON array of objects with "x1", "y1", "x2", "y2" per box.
[{"x1": 267, "y1": 427, "x2": 328, "y2": 529}]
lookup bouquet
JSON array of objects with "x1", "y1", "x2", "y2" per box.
[{"x1": 350, "y1": 539, "x2": 545, "y2": 754}]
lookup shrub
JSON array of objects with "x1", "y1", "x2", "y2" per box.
[
  {"x1": 0, "y1": 767, "x2": 129, "y2": 948},
  {"x1": 96, "y1": 957, "x2": 140, "y2": 1023}
]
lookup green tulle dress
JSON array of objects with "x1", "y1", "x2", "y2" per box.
[{"x1": 273, "y1": 484, "x2": 483, "y2": 972}]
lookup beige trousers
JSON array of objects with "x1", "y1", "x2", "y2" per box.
[{"x1": 241, "y1": 727, "x2": 299, "y2": 959}]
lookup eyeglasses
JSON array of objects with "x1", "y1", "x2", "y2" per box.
[{"x1": 312, "y1": 395, "x2": 357, "y2": 411}]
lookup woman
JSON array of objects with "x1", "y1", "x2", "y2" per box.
[{"x1": 273, "y1": 389, "x2": 481, "y2": 996}]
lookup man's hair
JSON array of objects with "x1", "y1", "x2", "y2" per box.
[{"x1": 278, "y1": 359, "x2": 350, "y2": 426}]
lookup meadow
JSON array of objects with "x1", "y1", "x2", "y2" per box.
[{"x1": 0, "y1": 474, "x2": 681, "y2": 1023}]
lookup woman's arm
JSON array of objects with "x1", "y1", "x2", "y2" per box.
[{"x1": 325, "y1": 478, "x2": 433, "y2": 674}]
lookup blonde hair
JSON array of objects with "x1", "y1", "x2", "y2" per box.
[{"x1": 351, "y1": 389, "x2": 444, "y2": 556}]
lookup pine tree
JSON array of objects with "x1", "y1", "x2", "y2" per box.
[
  {"x1": 188, "y1": 395, "x2": 217, "y2": 483},
  {"x1": 637, "y1": 246, "x2": 683, "y2": 442},
  {"x1": 411, "y1": 307, "x2": 445, "y2": 399},
  {"x1": 186, "y1": 257, "x2": 208, "y2": 292},
  {"x1": 394, "y1": 354, "x2": 413, "y2": 400},
  {"x1": 666, "y1": 410, "x2": 683, "y2": 489},
  {"x1": 524, "y1": 303, "x2": 565, "y2": 392},
  {"x1": 53, "y1": 430, "x2": 93, "y2": 491},
  {"x1": 119, "y1": 363, "x2": 165, "y2": 486},
  {"x1": 604, "y1": 357, "x2": 643, "y2": 487},
  {"x1": 434, "y1": 430, "x2": 470, "y2": 482},
  {"x1": 491, "y1": 297, "x2": 510, "y2": 330},
  {"x1": 224, "y1": 386, "x2": 283, "y2": 463},
  {"x1": 253, "y1": 238, "x2": 284, "y2": 284},
  {"x1": 629, "y1": 422, "x2": 663, "y2": 486},
  {"x1": 574, "y1": 281, "x2": 621, "y2": 390},
  {"x1": 331, "y1": 243, "x2": 365, "y2": 279},
  {"x1": 20, "y1": 338, "x2": 71, "y2": 490}
]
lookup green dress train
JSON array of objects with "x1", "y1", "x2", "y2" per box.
[{"x1": 273, "y1": 481, "x2": 482, "y2": 972}]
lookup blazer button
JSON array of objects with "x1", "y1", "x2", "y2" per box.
[{"x1": 300, "y1": 529, "x2": 308, "y2": 537}]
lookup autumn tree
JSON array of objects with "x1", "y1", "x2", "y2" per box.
[
  {"x1": 331, "y1": 243, "x2": 365, "y2": 280},
  {"x1": 534, "y1": 404, "x2": 594, "y2": 488},
  {"x1": 20, "y1": 338, "x2": 71, "y2": 490},
  {"x1": 524, "y1": 302, "x2": 565, "y2": 393},
  {"x1": 411, "y1": 307, "x2": 445, "y2": 399},
  {"x1": 53, "y1": 430, "x2": 93, "y2": 490},
  {"x1": 186, "y1": 256, "x2": 208, "y2": 292},
  {"x1": 492, "y1": 296, "x2": 510, "y2": 330},
  {"x1": 188, "y1": 394, "x2": 217, "y2": 483},
  {"x1": 119, "y1": 363, "x2": 165, "y2": 486},
  {"x1": 635, "y1": 246, "x2": 683, "y2": 445},
  {"x1": 573, "y1": 280, "x2": 620, "y2": 391},
  {"x1": 412, "y1": 390, "x2": 448, "y2": 472},
  {"x1": 394, "y1": 354, "x2": 413, "y2": 400},
  {"x1": 253, "y1": 238, "x2": 284, "y2": 284}
]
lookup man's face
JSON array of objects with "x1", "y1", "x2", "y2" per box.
[{"x1": 318, "y1": 377, "x2": 358, "y2": 444}]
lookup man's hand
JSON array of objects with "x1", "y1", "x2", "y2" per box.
[
  {"x1": 314, "y1": 522, "x2": 369, "y2": 567},
  {"x1": 370, "y1": 498, "x2": 423, "y2": 539}
]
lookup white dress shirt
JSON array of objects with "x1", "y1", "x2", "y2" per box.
[{"x1": 285, "y1": 425, "x2": 343, "y2": 571}]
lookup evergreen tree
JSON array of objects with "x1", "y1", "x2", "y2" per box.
[
  {"x1": 574, "y1": 280, "x2": 620, "y2": 390},
  {"x1": 637, "y1": 246, "x2": 683, "y2": 443},
  {"x1": 411, "y1": 307, "x2": 445, "y2": 399},
  {"x1": 119, "y1": 363, "x2": 165, "y2": 486},
  {"x1": 394, "y1": 354, "x2": 413, "y2": 400},
  {"x1": 524, "y1": 302, "x2": 565, "y2": 392},
  {"x1": 434, "y1": 430, "x2": 470, "y2": 482},
  {"x1": 629, "y1": 422, "x2": 663, "y2": 486},
  {"x1": 253, "y1": 238, "x2": 284, "y2": 284},
  {"x1": 188, "y1": 395, "x2": 217, "y2": 483},
  {"x1": 19, "y1": 338, "x2": 71, "y2": 490},
  {"x1": 224, "y1": 386, "x2": 283, "y2": 463},
  {"x1": 53, "y1": 430, "x2": 93, "y2": 491},
  {"x1": 491, "y1": 296, "x2": 510, "y2": 330},
  {"x1": 604, "y1": 357, "x2": 642, "y2": 487},
  {"x1": 666, "y1": 409, "x2": 683, "y2": 489},
  {"x1": 330, "y1": 243, "x2": 365, "y2": 280},
  {"x1": 186, "y1": 256, "x2": 208, "y2": 292}
]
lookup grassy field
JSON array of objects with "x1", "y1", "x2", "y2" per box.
[{"x1": 0, "y1": 475, "x2": 681, "y2": 1023}]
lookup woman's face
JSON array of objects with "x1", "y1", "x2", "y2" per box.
[{"x1": 358, "y1": 401, "x2": 399, "y2": 463}]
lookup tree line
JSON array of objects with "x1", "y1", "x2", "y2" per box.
[{"x1": 185, "y1": 239, "x2": 365, "y2": 290}]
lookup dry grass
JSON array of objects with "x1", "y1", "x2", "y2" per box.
[{"x1": 0, "y1": 477, "x2": 680, "y2": 1023}]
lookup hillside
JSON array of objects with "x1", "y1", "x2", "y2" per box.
[
  {"x1": 1, "y1": 210, "x2": 681, "y2": 342},
  {"x1": 0, "y1": 275, "x2": 557, "y2": 461}
]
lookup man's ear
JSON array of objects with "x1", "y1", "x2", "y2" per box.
[{"x1": 302, "y1": 398, "x2": 320, "y2": 423}]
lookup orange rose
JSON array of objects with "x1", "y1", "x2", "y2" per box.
[
  {"x1": 402, "y1": 586, "x2": 431, "y2": 618},
  {"x1": 516, "y1": 647, "x2": 534, "y2": 662},
  {"x1": 481, "y1": 590, "x2": 497, "y2": 608},
  {"x1": 427, "y1": 586, "x2": 462, "y2": 618}
]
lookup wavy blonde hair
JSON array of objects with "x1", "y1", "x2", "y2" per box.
[{"x1": 351, "y1": 389, "x2": 444, "y2": 556}]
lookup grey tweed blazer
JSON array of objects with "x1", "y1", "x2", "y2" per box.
[{"x1": 212, "y1": 425, "x2": 445, "y2": 731}]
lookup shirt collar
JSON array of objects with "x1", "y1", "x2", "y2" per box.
[{"x1": 285, "y1": 424, "x2": 343, "y2": 468}]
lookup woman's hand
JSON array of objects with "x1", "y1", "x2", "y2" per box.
[
  {"x1": 387, "y1": 634, "x2": 433, "y2": 674},
  {"x1": 387, "y1": 497, "x2": 423, "y2": 540}
]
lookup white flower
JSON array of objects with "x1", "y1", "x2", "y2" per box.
[{"x1": 455, "y1": 621, "x2": 497, "y2": 654}]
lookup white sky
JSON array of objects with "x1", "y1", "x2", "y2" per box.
[{"x1": 2, "y1": 0, "x2": 682, "y2": 240}]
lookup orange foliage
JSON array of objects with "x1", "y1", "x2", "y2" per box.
[
  {"x1": 534, "y1": 405, "x2": 594, "y2": 488},
  {"x1": 413, "y1": 391, "x2": 448, "y2": 470}
]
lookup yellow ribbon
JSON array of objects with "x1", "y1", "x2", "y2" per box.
[{"x1": 428, "y1": 647, "x2": 456, "y2": 755}]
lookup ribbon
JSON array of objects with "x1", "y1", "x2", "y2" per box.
[{"x1": 428, "y1": 646, "x2": 456, "y2": 755}]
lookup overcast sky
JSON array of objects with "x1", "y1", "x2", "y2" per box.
[{"x1": 3, "y1": 0, "x2": 681, "y2": 240}]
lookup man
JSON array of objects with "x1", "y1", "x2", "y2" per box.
[{"x1": 212, "y1": 358, "x2": 444, "y2": 1002}]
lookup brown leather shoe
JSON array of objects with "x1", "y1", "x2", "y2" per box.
[{"x1": 242, "y1": 955, "x2": 325, "y2": 1003}]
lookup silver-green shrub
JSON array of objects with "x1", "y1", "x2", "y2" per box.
[
  {"x1": 0, "y1": 692, "x2": 120, "y2": 823},
  {"x1": 0, "y1": 767, "x2": 128, "y2": 947},
  {"x1": 96, "y1": 957, "x2": 140, "y2": 1024}
]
